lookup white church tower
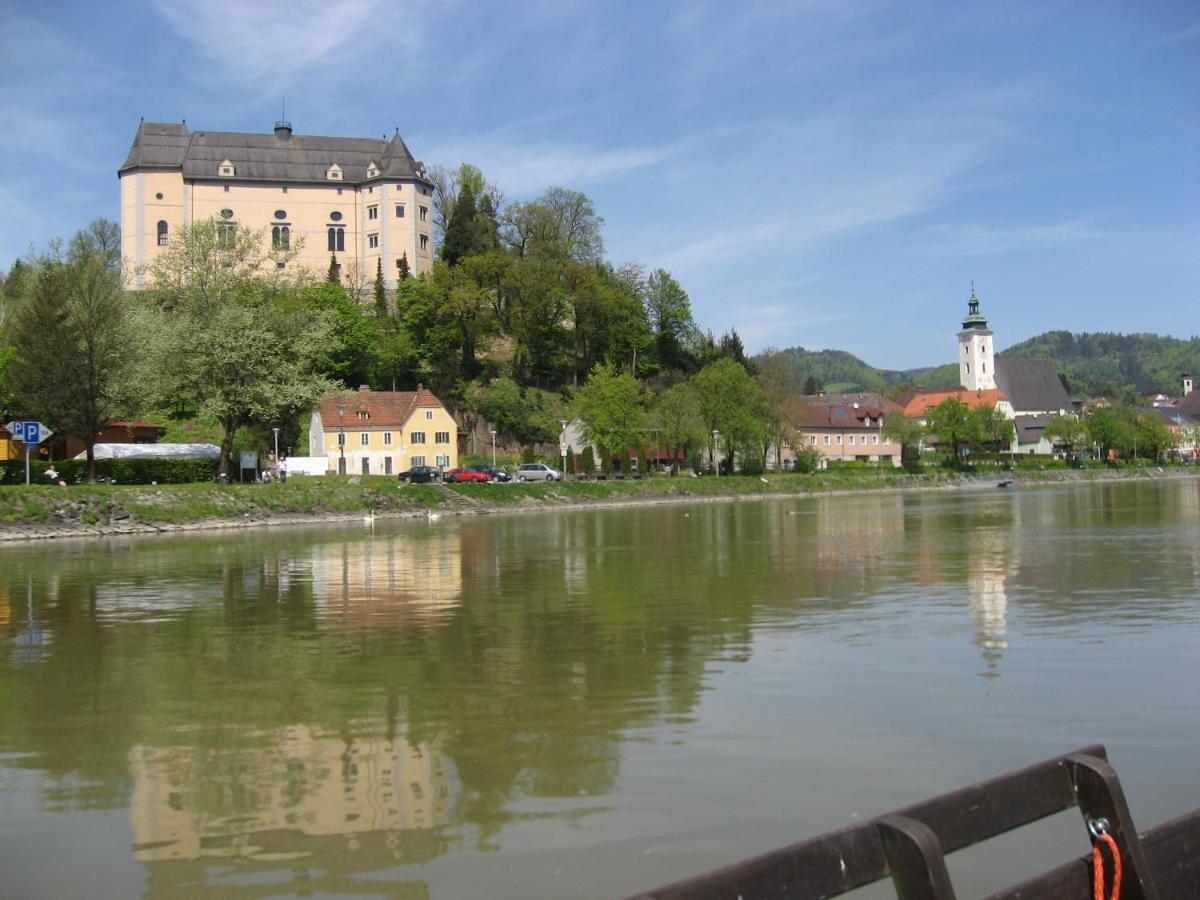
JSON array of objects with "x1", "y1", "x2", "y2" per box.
[{"x1": 958, "y1": 287, "x2": 996, "y2": 391}]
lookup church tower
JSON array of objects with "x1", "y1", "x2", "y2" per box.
[{"x1": 958, "y1": 287, "x2": 995, "y2": 391}]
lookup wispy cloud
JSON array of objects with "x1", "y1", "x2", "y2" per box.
[
  {"x1": 148, "y1": 0, "x2": 384, "y2": 81},
  {"x1": 912, "y1": 220, "x2": 1120, "y2": 257}
]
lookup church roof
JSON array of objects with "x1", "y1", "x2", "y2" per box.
[
  {"x1": 119, "y1": 121, "x2": 430, "y2": 185},
  {"x1": 902, "y1": 388, "x2": 1007, "y2": 419},
  {"x1": 993, "y1": 358, "x2": 1070, "y2": 414},
  {"x1": 1177, "y1": 389, "x2": 1200, "y2": 417}
]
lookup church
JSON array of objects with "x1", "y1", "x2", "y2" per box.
[
  {"x1": 119, "y1": 119, "x2": 435, "y2": 289},
  {"x1": 904, "y1": 290, "x2": 1072, "y2": 454}
]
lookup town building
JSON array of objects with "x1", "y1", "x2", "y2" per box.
[
  {"x1": 119, "y1": 119, "x2": 434, "y2": 288},
  {"x1": 796, "y1": 393, "x2": 905, "y2": 467},
  {"x1": 308, "y1": 386, "x2": 458, "y2": 476}
]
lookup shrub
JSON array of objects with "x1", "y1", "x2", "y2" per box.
[
  {"x1": 580, "y1": 445, "x2": 595, "y2": 475},
  {"x1": 522, "y1": 445, "x2": 536, "y2": 464},
  {"x1": 0, "y1": 457, "x2": 220, "y2": 485},
  {"x1": 792, "y1": 448, "x2": 824, "y2": 474},
  {"x1": 565, "y1": 446, "x2": 576, "y2": 475}
]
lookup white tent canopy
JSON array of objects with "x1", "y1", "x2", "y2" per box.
[{"x1": 74, "y1": 443, "x2": 221, "y2": 460}]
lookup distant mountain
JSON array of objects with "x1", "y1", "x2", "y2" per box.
[{"x1": 757, "y1": 331, "x2": 1200, "y2": 399}]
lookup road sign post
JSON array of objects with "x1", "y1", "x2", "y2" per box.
[{"x1": 4, "y1": 421, "x2": 54, "y2": 485}]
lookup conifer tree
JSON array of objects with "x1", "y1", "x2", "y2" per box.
[
  {"x1": 327, "y1": 253, "x2": 340, "y2": 283},
  {"x1": 374, "y1": 258, "x2": 387, "y2": 317},
  {"x1": 397, "y1": 252, "x2": 411, "y2": 281},
  {"x1": 442, "y1": 187, "x2": 479, "y2": 267}
]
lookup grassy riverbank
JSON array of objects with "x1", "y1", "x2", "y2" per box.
[{"x1": 1, "y1": 464, "x2": 1196, "y2": 540}]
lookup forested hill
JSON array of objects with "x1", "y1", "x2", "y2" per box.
[{"x1": 760, "y1": 331, "x2": 1200, "y2": 398}]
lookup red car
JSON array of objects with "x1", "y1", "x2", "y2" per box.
[{"x1": 443, "y1": 467, "x2": 491, "y2": 484}]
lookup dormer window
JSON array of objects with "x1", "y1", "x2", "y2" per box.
[
  {"x1": 219, "y1": 159, "x2": 235, "y2": 177},
  {"x1": 357, "y1": 411, "x2": 370, "y2": 421},
  {"x1": 367, "y1": 161, "x2": 380, "y2": 178},
  {"x1": 326, "y1": 164, "x2": 343, "y2": 181}
]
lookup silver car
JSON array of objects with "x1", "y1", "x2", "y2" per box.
[{"x1": 516, "y1": 463, "x2": 562, "y2": 482}]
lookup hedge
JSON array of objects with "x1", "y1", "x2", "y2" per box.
[{"x1": 0, "y1": 457, "x2": 220, "y2": 485}]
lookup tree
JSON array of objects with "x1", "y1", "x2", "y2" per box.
[
  {"x1": 396, "y1": 252, "x2": 411, "y2": 281},
  {"x1": 803, "y1": 374, "x2": 822, "y2": 395},
  {"x1": 7, "y1": 246, "x2": 136, "y2": 481},
  {"x1": 1043, "y1": 414, "x2": 1086, "y2": 455},
  {"x1": 1131, "y1": 409, "x2": 1175, "y2": 461},
  {"x1": 882, "y1": 412, "x2": 925, "y2": 469},
  {"x1": 67, "y1": 218, "x2": 122, "y2": 272},
  {"x1": 504, "y1": 187, "x2": 604, "y2": 262},
  {"x1": 327, "y1": 253, "x2": 340, "y2": 283},
  {"x1": 1084, "y1": 407, "x2": 1132, "y2": 460},
  {"x1": 652, "y1": 381, "x2": 703, "y2": 474},
  {"x1": 374, "y1": 258, "x2": 387, "y2": 317},
  {"x1": 971, "y1": 404, "x2": 1015, "y2": 454},
  {"x1": 441, "y1": 184, "x2": 479, "y2": 267},
  {"x1": 573, "y1": 363, "x2": 645, "y2": 463},
  {"x1": 643, "y1": 269, "x2": 699, "y2": 372},
  {"x1": 145, "y1": 218, "x2": 335, "y2": 479},
  {"x1": 692, "y1": 357, "x2": 768, "y2": 473},
  {"x1": 926, "y1": 398, "x2": 974, "y2": 462}
]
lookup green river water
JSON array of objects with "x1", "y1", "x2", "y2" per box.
[{"x1": 1, "y1": 478, "x2": 1198, "y2": 898}]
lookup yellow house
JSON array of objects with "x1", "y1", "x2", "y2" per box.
[
  {"x1": 310, "y1": 386, "x2": 458, "y2": 476},
  {"x1": 119, "y1": 119, "x2": 434, "y2": 288}
]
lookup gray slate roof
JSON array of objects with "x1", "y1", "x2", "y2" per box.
[
  {"x1": 1177, "y1": 390, "x2": 1200, "y2": 418},
  {"x1": 994, "y1": 358, "x2": 1070, "y2": 414},
  {"x1": 1151, "y1": 405, "x2": 1197, "y2": 428},
  {"x1": 1012, "y1": 413, "x2": 1056, "y2": 445},
  {"x1": 119, "y1": 121, "x2": 429, "y2": 185}
]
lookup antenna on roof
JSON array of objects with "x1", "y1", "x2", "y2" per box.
[{"x1": 274, "y1": 97, "x2": 293, "y2": 140}]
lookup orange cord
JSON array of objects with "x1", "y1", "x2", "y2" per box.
[{"x1": 1092, "y1": 831, "x2": 1122, "y2": 900}]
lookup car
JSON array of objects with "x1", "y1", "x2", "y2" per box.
[
  {"x1": 516, "y1": 463, "x2": 562, "y2": 482},
  {"x1": 397, "y1": 465, "x2": 444, "y2": 484},
  {"x1": 444, "y1": 466, "x2": 491, "y2": 484},
  {"x1": 468, "y1": 464, "x2": 511, "y2": 483}
]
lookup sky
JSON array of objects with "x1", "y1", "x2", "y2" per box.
[{"x1": 0, "y1": 0, "x2": 1196, "y2": 370}]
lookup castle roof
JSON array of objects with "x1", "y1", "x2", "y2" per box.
[
  {"x1": 119, "y1": 121, "x2": 429, "y2": 185},
  {"x1": 993, "y1": 358, "x2": 1070, "y2": 414}
]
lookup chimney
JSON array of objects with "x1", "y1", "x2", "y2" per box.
[
  {"x1": 1184, "y1": 374, "x2": 1194, "y2": 397},
  {"x1": 274, "y1": 119, "x2": 293, "y2": 140}
]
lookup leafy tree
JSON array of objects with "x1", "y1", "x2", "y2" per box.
[
  {"x1": 67, "y1": 218, "x2": 122, "y2": 272},
  {"x1": 504, "y1": 187, "x2": 604, "y2": 262},
  {"x1": 693, "y1": 357, "x2": 768, "y2": 473},
  {"x1": 145, "y1": 218, "x2": 335, "y2": 479},
  {"x1": 7, "y1": 246, "x2": 137, "y2": 481},
  {"x1": 926, "y1": 398, "x2": 974, "y2": 462},
  {"x1": 1043, "y1": 414, "x2": 1086, "y2": 454},
  {"x1": 793, "y1": 447, "x2": 824, "y2": 474},
  {"x1": 882, "y1": 412, "x2": 925, "y2": 469},
  {"x1": 652, "y1": 381, "x2": 703, "y2": 475},
  {"x1": 971, "y1": 404, "x2": 1015, "y2": 453},
  {"x1": 374, "y1": 258, "x2": 387, "y2": 317},
  {"x1": 1084, "y1": 407, "x2": 1131, "y2": 460},
  {"x1": 643, "y1": 269, "x2": 699, "y2": 372},
  {"x1": 396, "y1": 252, "x2": 411, "y2": 281},
  {"x1": 295, "y1": 281, "x2": 379, "y2": 388},
  {"x1": 580, "y1": 444, "x2": 595, "y2": 475},
  {"x1": 573, "y1": 363, "x2": 645, "y2": 462},
  {"x1": 1131, "y1": 408, "x2": 1175, "y2": 460}
]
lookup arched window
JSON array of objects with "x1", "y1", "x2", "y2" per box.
[
  {"x1": 272, "y1": 225, "x2": 289, "y2": 250},
  {"x1": 157, "y1": 220, "x2": 168, "y2": 246},
  {"x1": 327, "y1": 227, "x2": 345, "y2": 252}
]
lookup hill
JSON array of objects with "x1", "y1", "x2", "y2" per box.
[{"x1": 758, "y1": 331, "x2": 1200, "y2": 399}]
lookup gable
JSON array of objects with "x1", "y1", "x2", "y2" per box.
[{"x1": 993, "y1": 359, "x2": 1070, "y2": 414}]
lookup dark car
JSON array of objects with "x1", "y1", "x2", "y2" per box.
[
  {"x1": 444, "y1": 466, "x2": 491, "y2": 484},
  {"x1": 397, "y1": 465, "x2": 443, "y2": 484},
  {"x1": 468, "y1": 464, "x2": 511, "y2": 483}
]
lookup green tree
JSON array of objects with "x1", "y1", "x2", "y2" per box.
[
  {"x1": 803, "y1": 374, "x2": 822, "y2": 395},
  {"x1": 643, "y1": 269, "x2": 699, "y2": 372},
  {"x1": 573, "y1": 363, "x2": 645, "y2": 462},
  {"x1": 692, "y1": 357, "x2": 768, "y2": 473},
  {"x1": 504, "y1": 187, "x2": 604, "y2": 262},
  {"x1": 8, "y1": 247, "x2": 137, "y2": 481},
  {"x1": 145, "y1": 218, "x2": 335, "y2": 479},
  {"x1": 882, "y1": 412, "x2": 925, "y2": 469},
  {"x1": 652, "y1": 381, "x2": 703, "y2": 475},
  {"x1": 1043, "y1": 414, "x2": 1086, "y2": 454},
  {"x1": 396, "y1": 252, "x2": 411, "y2": 281},
  {"x1": 327, "y1": 253, "x2": 340, "y2": 283},
  {"x1": 580, "y1": 444, "x2": 595, "y2": 476},
  {"x1": 971, "y1": 404, "x2": 1015, "y2": 454},
  {"x1": 67, "y1": 218, "x2": 122, "y2": 272},
  {"x1": 1084, "y1": 407, "x2": 1131, "y2": 460},
  {"x1": 926, "y1": 398, "x2": 974, "y2": 462},
  {"x1": 441, "y1": 184, "x2": 479, "y2": 267},
  {"x1": 296, "y1": 281, "x2": 379, "y2": 388},
  {"x1": 374, "y1": 258, "x2": 387, "y2": 317},
  {"x1": 1131, "y1": 409, "x2": 1175, "y2": 461}
]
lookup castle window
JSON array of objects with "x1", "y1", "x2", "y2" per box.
[
  {"x1": 220, "y1": 208, "x2": 234, "y2": 219},
  {"x1": 368, "y1": 205, "x2": 378, "y2": 220},
  {"x1": 274, "y1": 210, "x2": 287, "y2": 220},
  {"x1": 420, "y1": 234, "x2": 429, "y2": 250},
  {"x1": 330, "y1": 211, "x2": 343, "y2": 222},
  {"x1": 395, "y1": 204, "x2": 405, "y2": 218},
  {"x1": 368, "y1": 233, "x2": 379, "y2": 248},
  {"x1": 218, "y1": 223, "x2": 236, "y2": 248},
  {"x1": 219, "y1": 158, "x2": 235, "y2": 177},
  {"x1": 282, "y1": 186, "x2": 288, "y2": 194},
  {"x1": 155, "y1": 192, "x2": 163, "y2": 200},
  {"x1": 328, "y1": 227, "x2": 345, "y2": 252},
  {"x1": 272, "y1": 225, "x2": 290, "y2": 249},
  {"x1": 419, "y1": 205, "x2": 428, "y2": 222},
  {"x1": 157, "y1": 220, "x2": 168, "y2": 246},
  {"x1": 224, "y1": 185, "x2": 229, "y2": 192}
]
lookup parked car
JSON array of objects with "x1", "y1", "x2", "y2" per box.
[
  {"x1": 516, "y1": 463, "x2": 562, "y2": 482},
  {"x1": 397, "y1": 465, "x2": 444, "y2": 484},
  {"x1": 444, "y1": 466, "x2": 491, "y2": 484},
  {"x1": 468, "y1": 464, "x2": 511, "y2": 482}
]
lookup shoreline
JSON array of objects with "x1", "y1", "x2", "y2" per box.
[{"x1": 1, "y1": 466, "x2": 1195, "y2": 545}]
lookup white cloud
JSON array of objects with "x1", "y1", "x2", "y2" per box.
[
  {"x1": 912, "y1": 220, "x2": 1119, "y2": 257},
  {"x1": 148, "y1": 0, "x2": 384, "y2": 80}
]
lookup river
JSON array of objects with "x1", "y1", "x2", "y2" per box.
[{"x1": 1, "y1": 478, "x2": 1197, "y2": 898}]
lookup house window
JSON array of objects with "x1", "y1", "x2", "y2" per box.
[
  {"x1": 809, "y1": 435, "x2": 817, "y2": 445},
  {"x1": 384, "y1": 457, "x2": 393, "y2": 475},
  {"x1": 383, "y1": 432, "x2": 392, "y2": 445},
  {"x1": 224, "y1": 185, "x2": 230, "y2": 192},
  {"x1": 337, "y1": 187, "x2": 343, "y2": 195},
  {"x1": 823, "y1": 435, "x2": 830, "y2": 446},
  {"x1": 272, "y1": 225, "x2": 290, "y2": 249},
  {"x1": 282, "y1": 186, "x2": 288, "y2": 194},
  {"x1": 419, "y1": 205, "x2": 428, "y2": 222},
  {"x1": 411, "y1": 432, "x2": 426, "y2": 444},
  {"x1": 368, "y1": 233, "x2": 379, "y2": 248},
  {"x1": 337, "y1": 433, "x2": 346, "y2": 446},
  {"x1": 395, "y1": 204, "x2": 405, "y2": 218},
  {"x1": 412, "y1": 455, "x2": 426, "y2": 467},
  {"x1": 328, "y1": 227, "x2": 345, "y2": 252},
  {"x1": 848, "y1": 435, "x2": 855, "y2": 445},
  {"x1": 836, "y1": 435, "x2": 843, "y2": 444},
  {"x1": 368, "y1": 205, "x2": 378, "y2": 220},
  {"x1": 420, "y1": 234, "x2": 429, "y2": 250},
  {"x1": 157, "y1": 220, "x2": 168, "y2": 246},
  {"x1": 873, "y1": 435, "x2": 880, "y2": 445},
  {"x1": 435, "y1": 431, "x2": 449, "y2": 444},
  {"x1": 360, "y1": 432, "x2": 369, "y2": 446},
  {"x1": 425, "y1": 410, "x2": 433, "y2": 420},
  {"x1": 436, "y1": 454, "x2": 450, "y2": 468},
  {"x1": 361, "y1": 458, "x2": 370, "y2": 475},
  {"x1": 357, "y1": 410, "x2": 369, "y2": 420}
]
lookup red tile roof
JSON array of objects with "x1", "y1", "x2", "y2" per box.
[
  {"x1": 903, "y1": 388, "x2": 1007, "y2": 418},
  {"x1": 316, "y1": 385, "x2": 446, "y2": 429}
]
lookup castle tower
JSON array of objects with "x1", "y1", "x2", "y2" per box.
[
  {"x1": 958, "y1": 287, "x2": 996, "y2": 391},
  {"x1": 1183, "y1": 374, "x2": 1194, "y2": 397}
]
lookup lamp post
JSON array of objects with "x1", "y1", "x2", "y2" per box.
[
  {"x1": 337, "y1": 403, "x2": 346, "y2": 475},
  {"x1": 560, "y1": 419, "x2": 568, "y2": 473},
  {"x1": 272, "y1": 427, "x2": 280, "y2": 480},
  {"x1": 712, "y1": 429, "x2": 720, "y2": 476},
  {"x1": 491, "y1": 429, "x2": 497, "y2": 467}
]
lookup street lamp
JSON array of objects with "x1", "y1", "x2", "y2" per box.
[
  {"x1": 491, "y1": 429, "x2": 497, "y2": 467},
  {"x1": 272, "y1": 427, "x2": 280, "y2": 480},
  {"x1": 712, "y1": 429, "x2": 720, "y2": 476},
  {"x1": 560, "y1": 419, "x2": 568, "y2": 473},
  {"x1": 337, "y1": 402, "x2": 346, "y2": 475}
]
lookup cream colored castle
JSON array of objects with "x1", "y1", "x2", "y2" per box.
[{"x1": 119, "y1": 119, "x2": 434, "y2": 288}]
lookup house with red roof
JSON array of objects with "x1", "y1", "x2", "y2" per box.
[
  {"x1": 794, "y1": 393, "x2": 905, "y2": 467},
  {"x1": 309, "y1": 385, "x2": 458, "y2": 476}
]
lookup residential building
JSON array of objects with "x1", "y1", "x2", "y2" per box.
[
  {"x1": 119, "y1": 119, "x2": 434, "y2": 288},
  {"x1": 796, "y1": 393, "x2": 904, "y2": 467},
  {"x1": 309, "y1": 386, "x2": 458, "y2": 476}
]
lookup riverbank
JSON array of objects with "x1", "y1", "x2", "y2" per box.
[{"x1": 0, "y1": 466, "x2": 1196, "y2": 543}]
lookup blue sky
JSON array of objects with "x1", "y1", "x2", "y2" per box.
[{"x1": 1, "y1": 0, "x2": 1196, "y2": 369}]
